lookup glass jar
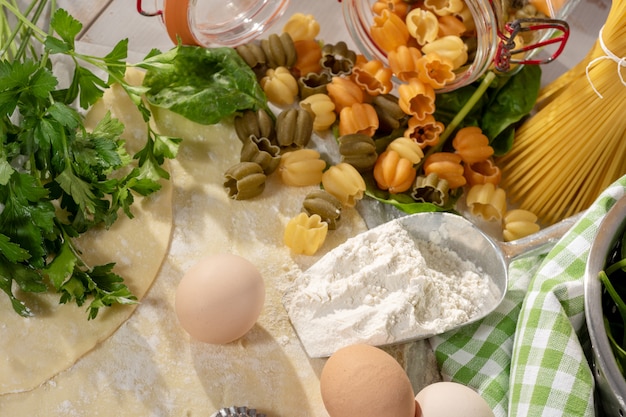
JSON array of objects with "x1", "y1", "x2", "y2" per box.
[
  {"x1": 138, "y1": 0, "x2": 291, "y2": 47},
  {"x1": 341, "y1": 0, "x2": 577, "y2": 91}
]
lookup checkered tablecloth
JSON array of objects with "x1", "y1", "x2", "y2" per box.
[{"x1": 430, "y1": 175, "x2": 626, "y2": 417}]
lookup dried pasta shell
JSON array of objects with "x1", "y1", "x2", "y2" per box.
[
  {"x1": 224, "y1": 162, "x2": 266, "y2": 200},
  {"x1": 464, "y1": 158, "x2": 501, "y2": 186},
  {"x1": 321, "y1": 41, "x2": 357, "y2": 77},
  {"x1": 321, "y1": 163, "x2": 366, "y2": 207},
  {"x1": 386, "y1": 136, "x2": 424, "y2": 164},
  {"x1": 405, "y1": 8, "x2": 439, "y2": 45},
  {"x1": 422, "y1": 152, "x2": 466, "y2": 189},
  {"x1": 373, "y1": 149, "x2": 417, "y2": 193},
  {"x1": 411, "y1": 173, "x2": 450, "y2": 206},
  {"x1": 300, "y1": 93, "x2": 337, "y2": 132},
  {"x1": 278, "y1": 149, "x2": 326, "y2": 187},
  {"x1": 261, "y1": 66, "x2": 299, "y2": 106},
  {"x1": 421, "y1": 35, "x2": 468, "y2": 70},
  {"x1": 404, "y1": 114, "x2": 444, "y2": 149},
  {"x1": 416, "y1": 52, "x2": 456, "y2": 89},
  {"x1": 372, "y1": 0, "x2": 410, "y2": 18},
  {"x1": 293, "y1": 39, "x2": 323, "y2": 76},
  {"x1": 371, "y1": 9, "x2": 410, "y2": 54},
  {"x1": 387, "y1": 45, "x2": 423, "y2": 82},
  {"x1": 465, "y1": 182, "x2": 507, "y2": 222},
  {"x1": 298, "y1": 71, "x2": 332, "y2": 99},
  {"x1": 302, "y1": 189, "x2": 343, "y2": 230},
  {"x1": 398, "y1": 78, "x2": 436, "y2": 119},
  {"x1": 236, "y1": 42, "x2": 267, "y2": 70},
  {"x1": 503, "y1": 209, "x2": 540, "y2": 242},
  {"x1": 372, "y1": 93, "x2": 407, "y2": 133},
  {"x1": 276, "y1": 108, "x2": 314, "y2": 150},
  {"x1": 338, "y1": 133, "x2": 378, "y2": 172},
  {"x1": 338, "y1": 102, "x2": 379, "y2": 137},
  {"x1": 284, "y1": 212, "x2": 328, "y2": 256},
  {"x1": 282, "y1": 13, "x2": 320, "y2": 42},
  {"x1": 454, "y1": 4, "x2": 476, "y2": 32},
  {"x1": 327, "y1": 76, "x2": 365, "y2": 113},
  {"x1": 261, "y1": 32, "x2": 297, "y2": 69},
  {"x1": 234, "y1": 109, "x2": 275, "y2": 143},
  {"x1": 452, "y1": 126, "x2": 494, "y2": 164},
  {"x1": 424, "y1": 0, "x2": 465, "y2": 16},
  {"x1": 437, "y1": 15, "x2": 467, "y2": 37},
  {"x1": 240, "y1": 135, "x2": 281, "y2": 175},
  {"x1": 352, "y1": 58, "x2": 393, "y2": 95}
]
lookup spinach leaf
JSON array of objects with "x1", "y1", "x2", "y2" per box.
[
  {"x1": 434, "y1": 82, "x2": 486, "y2": 130},
  {"x1": 141, "y1": 46, "x2": 271, "y2": 125},
  {"x1": 365, "y1": 190, "x2": 457, "y2": 214},
  {"x1": 491, "y1": 125, "x2": 516, "y2": 157},
  {"x1": 362, "y1": 172, "x2": 460, "y2": 215},
  {"x1": 432, "y1": 65, "x2": 542, "y2": 155},
  {"x1": 481, "y1": 65, "x2": 541, "y2": 148}
]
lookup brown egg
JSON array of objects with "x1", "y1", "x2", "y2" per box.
[
  {"x1": 320, "y1": 344, "x2": 416, "y2": 417},
  {"x1": 175, "y1": 253, "x2": 265, "y2": 344}
]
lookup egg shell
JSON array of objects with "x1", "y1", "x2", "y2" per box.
[
  {"x1": 320, "y1": 344, "x2": 416, "y2": 417},
  {"x1": 174, "y1": 253, "x2": 265, "y2": 344},
  {"x1": 415, "y1": 382, "x2": 495, "y2": 417}
]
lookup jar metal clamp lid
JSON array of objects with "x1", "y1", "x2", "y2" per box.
[{"x1": 492, "y1": 11, "x2": 570, "y2": 72}]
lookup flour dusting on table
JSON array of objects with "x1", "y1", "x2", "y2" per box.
[{"x1": 284, "y1": 219, "x2": 501, "y2": 357}]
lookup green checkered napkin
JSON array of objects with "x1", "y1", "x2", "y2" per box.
[{"x1": 430, "y1": 174, "x2": 626, "y2": 417}]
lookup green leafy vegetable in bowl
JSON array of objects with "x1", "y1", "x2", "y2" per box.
[{"x1": 599, "y1": 228, "x2": 626, "y2": 374}]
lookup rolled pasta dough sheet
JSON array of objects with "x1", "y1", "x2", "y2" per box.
[
  {"x1": 0, "y1": 70, "x2": 174, "y2": 394},
  {"x1": 0, "y1": 168, "x2": 173, "y2": 394}
]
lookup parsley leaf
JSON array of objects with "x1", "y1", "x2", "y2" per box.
[
  {"x1": 0, "y1": 6, "x2": 179, "y2": 319},
  {"x1": 49, "y1": 8, "x2": 82, "y2": 49}
]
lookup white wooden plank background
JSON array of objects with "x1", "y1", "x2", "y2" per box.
[
  {"x1": 58, "y1": 0, "x2": 173, "y2": 53},
  {"x1": 56, "y1": 0, "x2": 611, "y2": 83}
]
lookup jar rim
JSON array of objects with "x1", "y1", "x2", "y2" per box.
[{"x1": 163, "y1": 0, "x2": 291, "y2": 47}]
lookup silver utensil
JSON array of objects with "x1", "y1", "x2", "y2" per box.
[{"x1": 285, "y1": 210, "x2": 581, "y2": 358}]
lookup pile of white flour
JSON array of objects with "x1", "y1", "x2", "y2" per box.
[{"x1": 283, "y1": 219, "x2": 501, "y2": 357}]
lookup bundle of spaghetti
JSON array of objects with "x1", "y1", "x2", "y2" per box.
[
  {"x1": 534, "y1": 45, "x2": 595, "y2": 109},
  {"x1": 497, "y1": 0, "x2": 626, "y2": 225}
]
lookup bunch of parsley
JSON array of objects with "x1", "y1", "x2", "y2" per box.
[{"x1": 0, "y1": 1, "x2": 180, "y2": 319}]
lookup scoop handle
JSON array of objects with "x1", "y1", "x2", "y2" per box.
[{"x1": 498, "y1": 211, "x2": 584, "y2": 262}]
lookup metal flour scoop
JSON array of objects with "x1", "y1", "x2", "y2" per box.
[{"x1": 283, "y1": 210, "x2": 581, "y2": 358}]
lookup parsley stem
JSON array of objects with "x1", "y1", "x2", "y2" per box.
[
  {"x1": 21, "y1": 0, "x2": 52, "y2": 62},
  {"x1": 0, "y1": 0, "x2": 49, "y2": 60},
  {"x1": 607, "y1": 258, "x2": 626, "y2": 276}
]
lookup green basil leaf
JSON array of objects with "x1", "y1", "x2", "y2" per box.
[{"x1": 142, "y1": 46, "x2": 271, "y2": 125}]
